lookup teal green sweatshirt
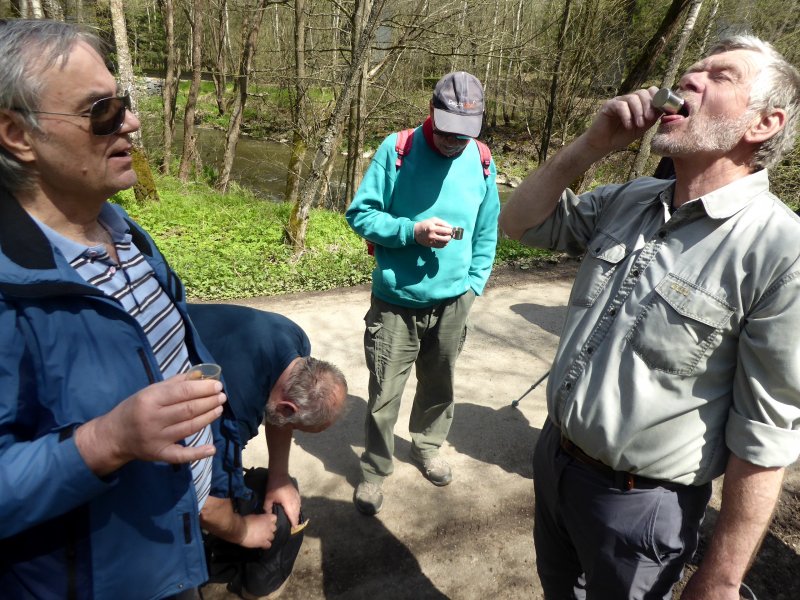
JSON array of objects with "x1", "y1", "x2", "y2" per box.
[{"x1": 346, "y1": 124, "x2": 500, "y2": 308}]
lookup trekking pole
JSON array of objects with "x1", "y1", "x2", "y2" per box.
[{"x1": 511, "y1": 370, "x2": 550, "y2": 408}]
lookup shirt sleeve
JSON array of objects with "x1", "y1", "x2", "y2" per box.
[
  {"x1": 0, "y1": 304, "x2": 112, "y2": 537},
  {"x1": 345, "y1": 135, "x2": 417, "y2": 248},
  {"x1": 518, "y1": 185, "x2": 617, "y2": 256},
  {"x1": 727, "y1": 266, "x2": 800, "y2": 467},
  {"x1": 468, "y1": 160, "x2": 500, "y2": 295}
]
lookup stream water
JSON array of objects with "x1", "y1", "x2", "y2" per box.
[{"x1": 144, "y1": 125, "x2": 512, "y2": 204}]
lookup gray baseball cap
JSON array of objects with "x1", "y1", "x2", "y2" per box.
[{"x1": 431, "y1": 71, "x2": 484, "y2": 138}]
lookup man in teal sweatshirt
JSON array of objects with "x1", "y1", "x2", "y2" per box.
[{"x1": 345, "y1": 71, "x2": 500, "y2": 515}]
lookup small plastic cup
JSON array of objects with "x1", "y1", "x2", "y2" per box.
[
  {"x1": 451, "y1": 226, "x2": 464, "y2": 240},
  {"x1": 186, "y1": 363, "x2": 222, "y2": 381}
]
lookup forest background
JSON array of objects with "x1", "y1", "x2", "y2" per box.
[{"x1": 3, "y1": 0, "x2": 799, "y2": 300}]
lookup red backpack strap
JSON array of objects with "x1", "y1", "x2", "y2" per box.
[
  {"x1": 474, "y1": 139, "x2": 492, "y2": 177},
  {"x1": 394, "y1": 128, "x2": 415, "y2": 169}
]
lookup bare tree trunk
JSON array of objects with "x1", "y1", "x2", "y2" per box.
[
  {"x1": 699, "y1": 0, "x2": 720, "y2": 53},
  {"x1": 284, "y1": 0, "x2": 308, "y2": 205},
  {"x1": 344, "y1": 0, "x2": 370, "y2": 204},
  {"x1": 502, "y1": 0, "x2": 525, "y2": 125},
  {"x1": 285, "y1": 0, "x2": 388, "y2": 254},
  {"x1": 76, "y1": 0, "x2": 84, "y2": 22},
  {"x1": 110, "y1": 0, "x2": 160, "y2": 202},
  {"x1": 618, "y1": 0, "x2": 691, "y2": 94},
  {"x1": 539, "y1": 0, "x2": 572, "y2": 163},
  {"x1": 216, "y1": 0, "x2": 270, "y2": 193},
  {"x1": 482, "y1": 0, "x2": 500, "y2": 130},
  {"x1": 211, "y1": 0, "x2": 229, "y2": 116},
  {"x1": 30, "y1": 0, "x2": 43, "y2": 18},
  {"x1": 451, "y1": 0, "x2": 468, "y2": 72},
  {"x1": 160, "y1": 0, "x2": 180, "y2": 174},
  {"x1": 42, "y1": 0, "x2": 63, "y2": 19},
  {"x1": 179, "y1": 0, "x2": 204, "y2": 182},
  {"x1": 630, "y1": 0, "x2": 703, "y2": 179}
]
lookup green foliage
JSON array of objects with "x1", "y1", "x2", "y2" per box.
[
  {"x1": 113, "y1": 176, "x2": 374, "y2": 300},
  {"x1": 495, "y1": 237, "x2": 553, "y2": 265},
  {"x1": 111, "y1": 175, "x2": 556, "y2": 301}
]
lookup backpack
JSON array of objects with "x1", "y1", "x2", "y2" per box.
[{"x1": 366, "y1": 128, "x2": 492, "y2": 255}]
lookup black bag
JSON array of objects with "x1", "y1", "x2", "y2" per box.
[{"x1": 205, "y1": 468, "x2": 304, "y2": 599}]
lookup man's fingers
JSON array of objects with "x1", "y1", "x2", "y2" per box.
[
  {"x1": 161, "y1": 399, "x2": 225, "y2": 441},
  {"x1": 159, "y1": 442, "x2": 216, "y2": 465}
]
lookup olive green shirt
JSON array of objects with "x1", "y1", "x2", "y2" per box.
[{"x1": 521, "y1": 170, "x2": 800, "y2": 485}]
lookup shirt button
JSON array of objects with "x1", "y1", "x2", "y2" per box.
[
  {"x1": 109, "y1": 266, "x2": 117, "y2": 274},
  {"x1": 631, "y1": 269, "x2": 640, "y2": 277}
]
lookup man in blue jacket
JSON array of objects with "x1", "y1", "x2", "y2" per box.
[
  {"x1": 345, "y1": 71, "x2": 500, "y2": 515},
  {"x1": 0, "y1": 20, "x2": 246, "y2": 599}
]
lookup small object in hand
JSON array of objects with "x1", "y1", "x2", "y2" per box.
[
  {"x1": 291, "y1": 518, "x2": 309, "y2": 535},
  {"x1": 653, "y1": 88, "x2": 688, "y2": 117},
  {"x1": 186, "y1": 363, "x2": 222, "y2": 381},
  {"x1": 451, "y1": 227, "x2": 464, "y2": 240}
]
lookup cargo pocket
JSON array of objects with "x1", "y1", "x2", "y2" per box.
[
  {"x1": 627, "y1": 274, "x2": 734, "y2": 375},
  {"x1": 571, "y1": 232, "x2": 630, "y2": 307}
]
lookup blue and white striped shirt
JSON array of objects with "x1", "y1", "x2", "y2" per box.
[{"x1": 36, "y1": 204, "x2": 213, "y2": 509}]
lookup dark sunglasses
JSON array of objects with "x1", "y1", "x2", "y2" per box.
[
  {"x1": 432, "y1": 126, "x2": 472, "y2": 141},
  {"x1": 27, "y1": 93, "x2": 132, "y2": 136}
]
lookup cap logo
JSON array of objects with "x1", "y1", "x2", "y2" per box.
[{"x1": 448, "y1": 99, "x2": 479, "y2": 109}]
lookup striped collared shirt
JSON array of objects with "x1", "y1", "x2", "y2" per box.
[{"x1": 36, "y1": 203, "x2": 213, "y2": 509}]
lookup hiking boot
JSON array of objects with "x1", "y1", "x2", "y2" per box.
[
  {"x1": 354, "y1": 481, "x2": 383, "y2": 515},
  {"x1": 411, "y1": 454, "x2": 453, "y2": 486}
]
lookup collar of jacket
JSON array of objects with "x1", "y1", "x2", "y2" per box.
[{"x1": 0, "y1": 186, "x2": 153, "y2": 298}]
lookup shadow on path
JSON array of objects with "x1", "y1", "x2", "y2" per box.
[
  {"x1": 510, "y1": 303, "x2": 569, "y2": 337},
  {"x1": 295, "y1": 496, "x2": 449, "y2": 600},
  {"x1": 295, "y1": 397, "x2": 541, "y2": 483}
]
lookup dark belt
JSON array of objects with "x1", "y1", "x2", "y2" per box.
[{"x1": 559, "y1": 435, "x2": 685, "y2": 492}]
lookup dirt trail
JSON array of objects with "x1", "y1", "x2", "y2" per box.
[{"x1": 204, "y1": 261, "x2": 800, "y2": 600}]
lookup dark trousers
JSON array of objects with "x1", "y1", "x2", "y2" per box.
[
  {"x1": 533, "y1": 419, "x2": 712, "y2": 600},
  {"x1": 204, "y1": 468, "x2": 304, "y2": 599}
]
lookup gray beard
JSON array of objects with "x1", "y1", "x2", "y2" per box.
[{"x1": 651, "y1": 112, "x2": 751, "y2": 156}]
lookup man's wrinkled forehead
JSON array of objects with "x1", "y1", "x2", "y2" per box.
[{"x1": 686, "y1": 49, "x2": 765, "y2": 83}]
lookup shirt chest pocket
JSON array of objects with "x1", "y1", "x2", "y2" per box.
[
  {"x1": 627, "y1": 274, "x2": 734, "y2": 376},
  {"x1": 570, "y1": 233, "x2": 630, "y2": 307}
]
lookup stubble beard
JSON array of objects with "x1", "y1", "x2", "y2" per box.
[{"x1": 651, "y1": 111, "x2": 752, "y2": 157}]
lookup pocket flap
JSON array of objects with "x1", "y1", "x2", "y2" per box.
[
  {"x1": 655, "y1": 274, "x2": 734, "y2": 328},
  {"x1": 587, "y1": 233, "x2": 628, "y2": 264}
]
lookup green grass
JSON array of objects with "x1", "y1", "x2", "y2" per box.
[{"x1": 113, "y1": 175, "x2": 552, "y2": 301}]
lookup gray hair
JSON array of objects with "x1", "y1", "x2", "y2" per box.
[
  {"x1": 274, "y1": 357, "x2": 347, "y2": 430},
  {"x1": 707, "y1": 35, "x2": 800, "y2": 170},
  {"x1": 0, "y1": 19, "x2": 106, "y2": 191}
]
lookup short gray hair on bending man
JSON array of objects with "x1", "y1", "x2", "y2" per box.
[
  {"x1": 0, "y1": 19, "x2": 106, "y2": 191},
  {"x1": 271, "y1": 357, "x2": 347, "y2": 429},
  {"x1": 707, "y1": 35, "x2": 800, "y2": 170}
]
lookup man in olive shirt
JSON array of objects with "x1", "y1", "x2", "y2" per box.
[{"x1": 500, "y1": 36, "x2": 800, "y2": 599}]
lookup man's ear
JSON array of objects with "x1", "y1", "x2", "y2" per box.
[
  {"x1": 273, "y1": 399, "x2": 299, "y2": 418},
  {"x1": 744, "y1": 108, "x2": 786, "y2": 145},
  {"x1": 0, "y1": 110, "x2": 36, "y2": 164}
]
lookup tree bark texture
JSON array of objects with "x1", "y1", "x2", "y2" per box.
[
  {"x1": 618, "y1": 0, "x2": 691, "y2": 94},
  {"x1": 110, "y1": 0, "x2": 160, "y2": 202},
  {"x1": 216, "y1": 0, "x2": 271, "y2": 193},
  {"x1": 160, "y1": 0, "x2": 180, "y2": 174},
  {"x1": 285, "y1": 0, "x2": 388, "y2": 254},
  {"x1": 284, "y1": 0, "x2": 309, "y2": 205},
  {"x1": 179, "y1": 0, "x2": 204, "y2": 182},
  {"x1": 630, "y1": 0, "x2": 703, "y2": 179}
]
